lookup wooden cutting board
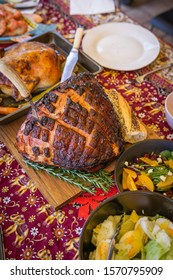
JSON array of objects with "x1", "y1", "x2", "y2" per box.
[{"x1": 0, "y1": 117, "x2": 160, "y2": 209}]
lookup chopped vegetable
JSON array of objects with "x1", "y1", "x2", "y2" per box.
[
  {"x1": 156, "y1": 175, "x2": 173, "y2": 189},
  {"x1": 91, "y1": 215, "x2": 121, "y2": 246},
  {"x1": 122, "y1": 170, "x2": 128, "y2": 190},
  {"x1": 123, "y1": 168, "x2": 137, "y2": 179},
  {"x1": 156, "y1": 218, "x2": 173, "y2": 237},
  {"x1": 139, "y1": 157, "x2": 159, "y2": 166},
  {"x1": 115, "y1": 229, "x2": 144, "y2": 259},
  {"x1": 94, "y1": 240, "x2": 110, "y2": 260},
  {"x1": 130, "y1": 209, "x2": 139, "y2": 223},
  {"x1": 160, "y1": 150, "x2": 171, "y2": 159},
  {"x1": 0, "y1": 106, "x2": 18, "y2": 115},
  {"x1": 137, "y1": 174, "x2": 154, "y2": 192},
  {"x1": 164, "y1": 159, "x2": 173, "y2": 169},
  {"x1": 126, "y1": 173, "x2": 137, "y2": 191}
]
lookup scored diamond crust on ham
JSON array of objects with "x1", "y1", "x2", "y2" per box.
[{"x1": 16, "y1": 73, "x2": 124, "y2": 172}]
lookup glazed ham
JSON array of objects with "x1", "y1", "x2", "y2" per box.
[{"x1": 16, "y1": 73, "x2": 124, "y2": 172}]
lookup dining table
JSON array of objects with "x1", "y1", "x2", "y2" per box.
[{"x1": 0, "y1": 0, "x2": 173, "y2": 260}]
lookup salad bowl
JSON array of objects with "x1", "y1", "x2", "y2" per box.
[
  {"x1": 79, "y1": 191, "x2": 173, "y2": 260},
  {"x1": 114, "y1": 139, "x2": 173, "y2": 196}
]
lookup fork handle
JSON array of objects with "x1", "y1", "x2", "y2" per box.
[{"x1": 143, "y1": 63, "x2": 173, "y2": 78}]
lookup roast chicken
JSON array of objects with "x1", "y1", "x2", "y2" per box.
[
  {"x1": 16, "y1": 73, "x2": 124, "y2": 172},
  {"x1": 0, "y1": 41, "x2": 63, "y2": 101}
]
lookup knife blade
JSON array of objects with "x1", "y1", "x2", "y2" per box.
[{"x1": 61, "y1": 27, "x2": 84, "y2": 83}]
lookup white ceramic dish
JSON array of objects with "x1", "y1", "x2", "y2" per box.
[
  {"x1": 165, "y1": 91, "x2": 173, "y2": 129},
  {"x1": 82, "y1": 22, "x2": 160, "y2": 71},
  {"x1": 4, "y1": 0, "x2": 39, "y2": 8}
]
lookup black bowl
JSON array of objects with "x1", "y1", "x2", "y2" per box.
[
  {"x1": 115, "y1": 139, "x2": 173, "y2": 193},
  {"x1": 79, "y1": 191, "x2": 173, "y2": 260}
]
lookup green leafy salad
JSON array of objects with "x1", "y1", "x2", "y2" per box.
[{"x1": 89, "y1": 210, "x2": 173, "y2": 260}]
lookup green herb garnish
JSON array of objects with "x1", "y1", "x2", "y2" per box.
[{"x1": 24, "y1": 159, "x2": 113, "y2": 194}]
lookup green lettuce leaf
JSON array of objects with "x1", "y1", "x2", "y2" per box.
[
  {"x1": 161, "y1": 241, "x2": 173, "y2": 260},
  {"x1": 144, "y1": 239, "x2": 169, "y2": 260}
]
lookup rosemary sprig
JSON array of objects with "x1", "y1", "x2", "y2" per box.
[{"x1": 24, "y1": 159, "x2": 113, "y2": 194}]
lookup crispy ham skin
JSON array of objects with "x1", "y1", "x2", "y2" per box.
[{"x1": 16, "y1": 73, "x2": 124, "y2": 172}]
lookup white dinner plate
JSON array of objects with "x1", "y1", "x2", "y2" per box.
[{"x1": 82, "y1": 22, "x2": 160, "y2": 71}]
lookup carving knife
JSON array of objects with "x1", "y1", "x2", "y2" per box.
[{"x1": 61, "y1": 27, "x2": 84, "y2": 82}]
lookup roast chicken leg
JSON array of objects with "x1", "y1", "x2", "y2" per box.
[{"x1": 0, "y1": 41, "x2": 63, "y2": 101}]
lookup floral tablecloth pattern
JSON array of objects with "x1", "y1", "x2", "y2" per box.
[{"x1": 0, "y1": 0, "x2": 173, "y2": 260}]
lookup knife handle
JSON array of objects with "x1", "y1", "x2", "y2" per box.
[{"x1": 73, "y1": 27, "x2": 84, "y2": 50}]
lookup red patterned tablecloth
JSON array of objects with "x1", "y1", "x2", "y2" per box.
[{"x1": 0, "y1": 0, "x2": 173, "y2": 260}]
